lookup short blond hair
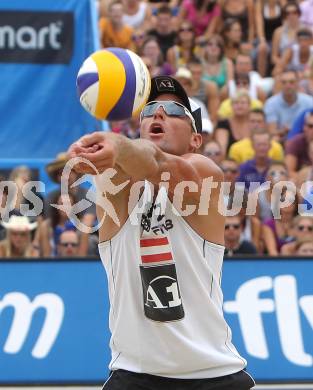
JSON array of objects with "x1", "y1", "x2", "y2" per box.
[{"x1": 231, "y1": 89, "x2": 251, "y2": 104}]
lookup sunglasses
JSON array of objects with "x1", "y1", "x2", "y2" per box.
[
  {"x1": 269, "y1": 170, "x2": 287, "y2": 177},
  {"x1": 141, "y1": 101, "x2": 197, "y2": 133},
  {"x1": 198, "y1": 40, "x2": 208, "y2": 48},
  {"x1": 132, "y1": 34, "x2": 145, "y2": 41},
  {"x1": 297, "y1": 225, "x2": 313, "y2": 232},
  {"x1": 225, "y1": 223, "x2": 241, "y2": 230},
  {"x1": 60, "y1": 242, "x2": 79, "y2": 247}
]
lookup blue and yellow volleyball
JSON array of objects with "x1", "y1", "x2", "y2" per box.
[{"x1": 76, "y1": 47, "x2": 151, "y2": 121}]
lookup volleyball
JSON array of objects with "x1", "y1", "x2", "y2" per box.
[{"x1": 76, "y1": 48, "x2": 151, "y2": 121}]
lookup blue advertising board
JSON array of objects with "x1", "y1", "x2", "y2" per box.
[
  {"x1": 0, "y1": 259, "x2": 109, "y2": 383},
  {"x1": 0, "y1": 0, "x2": 102, "y2": 159},
  {"x1": 223, "y1": 258, "x2": 313, "y2": 382},
  {"x1": 0, "y1": 258, "x2": 312, "y2": 384}
]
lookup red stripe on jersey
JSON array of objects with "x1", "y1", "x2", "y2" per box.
[
  {"x1": 141, "y1": 252, "x2": 173, "y2": 263},
  {"x1": 140, "y1": 237, "x2": 169, "y2": 247}
]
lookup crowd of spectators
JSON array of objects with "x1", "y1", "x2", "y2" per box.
[
  {"x1": 0, "y1": 154, "x2": 98, "y2": 259},
  {"x1": 2, "y1": 0, "x2": 313, "y2": 258}
]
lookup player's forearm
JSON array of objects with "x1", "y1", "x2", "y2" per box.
[
  {"x1": 114, "y1": 135, "x2": 202, "y2": 189},
  {"x1": 113, "y1": 135, "x2": 160, "y2": 180}
]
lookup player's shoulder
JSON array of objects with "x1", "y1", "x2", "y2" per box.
[{"x1": 183, "y1": 153, "x2": 224, "y2": 180}]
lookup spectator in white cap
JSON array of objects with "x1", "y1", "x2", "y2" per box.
[{"x1": 0, "y1": 215, "x2": 38, "y2": 258}]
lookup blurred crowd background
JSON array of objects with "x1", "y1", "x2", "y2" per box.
[{"x1": 3, "y1": 0, "x2": 313, "y2": 259}]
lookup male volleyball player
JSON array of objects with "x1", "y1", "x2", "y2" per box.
[{"x1": 69, "y1": 76, "x2": 255, "y2": 389}]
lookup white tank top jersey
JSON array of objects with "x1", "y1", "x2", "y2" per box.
[{"x1": 98, "y1": 181, "x2": 246, "y2": 379}]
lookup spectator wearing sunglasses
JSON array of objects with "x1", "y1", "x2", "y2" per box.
[
  {"x1": 39, "y1": 191, "x2": 91, "y2": 257},
  {"x1": 280, "y1": 216, "x2": 313, "y2": 255},
  {"x1": 224, "y1": 215, "x2": 257, "y2": 256},
  {"x1": 177, "y1": 0, "x2": 221, "y2": 38},
  {"x1": 57, "y1": 230, "x2": 80, "y2": 257},
  {"x1": 167, "y1": 23, "x2": 200, "y2": 72},
  {"x1": 131, "y1": 29, "x2": 147, "y2": 54},
  {"x1": 203, "y1": 140, "x2": 223, "y2": 165},
  {"x1": 201, "y1": 34, "x2": 233, "y2": 90},
  {"x1": 254, "y1": 0, "x2": 283, "y2": 77},
  {"x1": 271, "y1": 2, "x2": 301, "y2": 70},
  {"x1": 224, "y1": 189, "x2": 262, "y2": 253}
]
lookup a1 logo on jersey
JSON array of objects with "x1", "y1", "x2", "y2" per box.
[
  {"x1": 140, "y1": 263, "x2": 184, "y2": 322},
  {"x1": 139, "y1": 235, "x2": 184, "y2": 322}
]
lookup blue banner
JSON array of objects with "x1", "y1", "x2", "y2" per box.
[
  {"x1": 223, "y1": 258, "x2": 313, "y2": 382},
  {"x1": 0, "y1": 258, "x2": 312, "y2": 383},
  {"x1": 0, "y1": 259, "x2": 109, "y2": 383},
  {"x1": 0, "y1": 0, "x2": 102, "y2": 159}
]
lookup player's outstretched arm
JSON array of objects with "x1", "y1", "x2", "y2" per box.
[{"x1": 69, "y1": 131, "x2": 223, "y2": 201}]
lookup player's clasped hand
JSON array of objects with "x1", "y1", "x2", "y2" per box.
[{"x1": 68, "y1": 132, "x2": 117, "y2": 175}]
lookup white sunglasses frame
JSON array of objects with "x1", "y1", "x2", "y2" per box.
[{"x1": 140, "y1": 100, "x2": 198, "y2": 133}]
